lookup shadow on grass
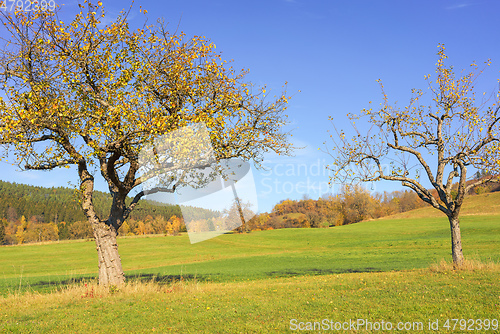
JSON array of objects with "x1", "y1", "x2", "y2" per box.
[
  {"x1": 6, "y1": 268, "x2": 382, "y2": 294},
  {"x1": 1, "y1": 273, "x2": 212, "y2": 296},
  {"x1": 27, "y1": 273, "x2": 210, "y2": 289},
  {"x1": 124, "y1": 273, "x2": 211, "y2": 284},
  {"x1": 29, "y1": 276, "x2": 96, "y2": 289},
  {"x1": 265, "y1": 267, "x2": 381, "y2": 277}
]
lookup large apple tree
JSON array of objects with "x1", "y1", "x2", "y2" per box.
[{"x1": 0, "y1": 2, "x2": 292, "y2": 285}]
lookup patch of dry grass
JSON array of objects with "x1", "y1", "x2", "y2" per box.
[
  {"x1": 0, "y1": 278, "x2": 197, "y2": 309},
  {"x1": 429, "y1": 257, "x2": 500, "y2": 272}
]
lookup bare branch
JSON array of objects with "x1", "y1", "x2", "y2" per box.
[
  {"x1": 25, "y1": 158, "x2": 77, "y2": 170},
  {"x1": 464, "y1": 175, "x2": 500, "y2": 194}
]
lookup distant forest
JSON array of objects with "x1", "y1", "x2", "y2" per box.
[{"x1": 0, "y1": 180, "x2": 218, "y2": 245}]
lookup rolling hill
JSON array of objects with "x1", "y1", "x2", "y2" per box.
[{"x1": 382, "y1": 191, "x2": 500, "y2": 220}]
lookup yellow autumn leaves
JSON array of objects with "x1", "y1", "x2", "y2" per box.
[{"x1": 0, "y1": 1, "x2": 292, "y2": 171}]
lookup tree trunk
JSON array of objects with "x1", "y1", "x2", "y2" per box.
[
  {"x1": 448, "y1": 215, "x2": 465, "y2": 268},
  {"x1": 231, "y1": 184, "x2": 247, "y2": 233},
  {"x1": 236, "y1": 200, "x2": 246, "y2": 233},
  {"x1": 78, "y1": 161, "x2": 125, "y2": 286},
  {"x1": 91, "y1": 218, "x2": 125, "y2": 286}
]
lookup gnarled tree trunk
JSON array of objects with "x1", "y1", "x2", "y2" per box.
[
  {"x1": 92, "y1": 218, "x2": 125, "y2": 286},
  {"x1": 448, "y1": 215, "x2": 465, "y2": 268},
  {"x1": 80, "y1": 161, "x2": 125, "y2": 286}
]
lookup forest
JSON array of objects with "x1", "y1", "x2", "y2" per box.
[{"x1": 0, "y1": 180, "x2": 217, "y2": 245}]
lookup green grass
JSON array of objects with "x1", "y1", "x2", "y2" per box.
[
  {"x1": 1, "y1": 267, "x2": 499, "y2": 333},
  {"x1": 1, "y1": 213, "x2": 499, "y2": 296},
  {"x1": 1, "y1": 202, "x2": 499, "y2": 333},
  {"x1": 387, "y1": 191, "x2": 500, "y2": 219}
]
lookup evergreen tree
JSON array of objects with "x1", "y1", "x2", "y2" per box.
[{"x1": 0, "y1": 220, "x2": 6, "y2": 245}]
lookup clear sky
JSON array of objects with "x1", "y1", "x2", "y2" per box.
[{"x1": 1, "y1": 0, "x2": 499, "y2": 213}]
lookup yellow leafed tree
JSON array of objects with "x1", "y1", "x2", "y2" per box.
[
  {"x1": 166, "y1": 215, "x2": 182, "y2": 236},
  {"x1": 0, "y1": 2, "x2": 292, "y2": 285}
]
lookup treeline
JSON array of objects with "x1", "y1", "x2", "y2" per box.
[
  {"x1": 0, "y1": 180, "x2": 184, "y2": 223},
  {"x1": 0, "y1": 213, "x2": 188, "y2": 245},
  {"x1": 247, "y1": 185, "x2": 426, "y2": 230},
  {"x1": 247, "y1": 172, "x2": 499, "y2": 231},
  {"x1": 1, "y1": 172, "x2": 497, "y2": 245},
  {"x1": 0, "y1": 180, "x2": 217, "y2": 245}
]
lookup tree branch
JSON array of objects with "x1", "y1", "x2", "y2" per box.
[
  {"x1": 122, "y1": 185, "x2": 176, "y2": 222},
  {"x1": 464, "y1": 175, "x2": 500, "y2": 194},
  {"x1": 25, "y1": 158, "x2": 77, "y2": 170}
]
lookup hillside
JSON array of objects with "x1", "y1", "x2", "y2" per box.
[
  {"x1": 0, "y1": 180, "x2": 223, "y2": 244},
  {"x1": 0, "y1": 179, "x2": 222, "y2": 224},
  {"x1": 255, "y1": 180, "x2": 500, "y2": 230},
  {"x1": 381, "y1": 192, "x2": 500, "y2": 220},
  {"x1": 0, "y1": 180, "x2": 183, "y2": 224}
]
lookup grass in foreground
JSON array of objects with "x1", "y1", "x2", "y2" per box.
[{"x1": 1, "y1": 262, "x2": 499, "y2": 333}]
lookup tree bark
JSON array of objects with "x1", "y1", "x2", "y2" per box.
[
  {"x1": 91, "y1": 217, "x2": 125, "y2": 286},
  {"x1": 448, "y1": 215, "x2": 465, "y2": 268},
  {"x1": 236, "y1": 199, "x2": 246, "y2": 233},
  {"x1": 231, "y1": 184, "x2": 247, "y2": 233},
  {"x1": 79, "y1": 163, "x2": 125, "y2": 286}
]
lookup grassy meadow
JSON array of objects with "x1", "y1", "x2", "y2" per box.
[
  {"x1": 1, "y1": 267, "x2": 499, "y2": 333},
  {"x1": 1, "y1": 192, "x2": 500, "y2": 333}
]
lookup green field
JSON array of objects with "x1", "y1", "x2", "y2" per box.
[
  {"x1": 1, "y1": 268, "x2": 499, "y2": 333},
  {"x1": 1, "y1": 195, "x2": 500, "y2": 333},
  {"x1": 1, "y1": 214, "x2": 499, "y2": 294}
]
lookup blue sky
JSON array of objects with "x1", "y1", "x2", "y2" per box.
[{"x1": 1, "y1": 0, "x2": 500, "y2": 213}]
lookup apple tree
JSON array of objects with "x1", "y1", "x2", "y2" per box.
[
  {"x1": 0, "y1": 2, "x2": 292, "y2": 285},
  {"x1": 326, "y1": 45, "x2": 499, "y2": 267}
]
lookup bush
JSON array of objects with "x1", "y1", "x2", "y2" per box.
[{"x1": 68, "y1": 221, "x2": 93, "y2": 240}]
